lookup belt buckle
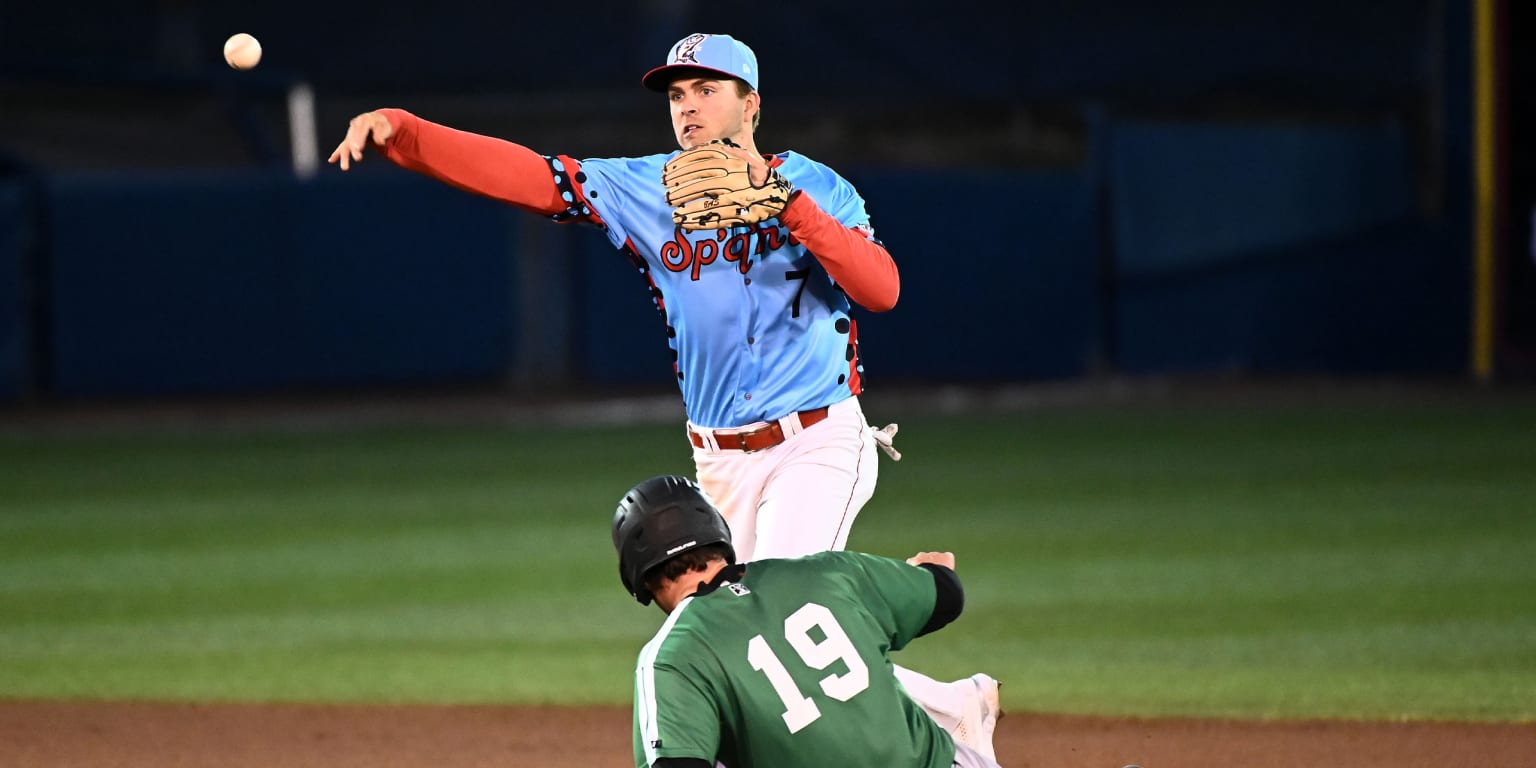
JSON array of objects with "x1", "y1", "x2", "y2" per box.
[{"x1": 733, "y1": 429, "x2": 759, "y2": 453}]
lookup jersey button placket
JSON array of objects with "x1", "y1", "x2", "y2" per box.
[{"x1": 737, "y1": 265, "x2": 761, "y2": 422}]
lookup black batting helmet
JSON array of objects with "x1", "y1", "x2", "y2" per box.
[{"x1": 612, "y1": 475, "x2": 735, "y2": 605}]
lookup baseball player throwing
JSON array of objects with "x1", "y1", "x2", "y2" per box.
[
  {"x1": 613, "y1": 475, "x2": 1002, "y2": 768},
  {"x1": 329, "y1": 32, "x2": 997, "y2": 746}
]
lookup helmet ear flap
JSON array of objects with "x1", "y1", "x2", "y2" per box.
[
  {"x1": 620, "y1": 522, "x2": 657, "y2": 606},
  {"x1": 612, "y1": 475, "x2": 734, "y2": 605}
]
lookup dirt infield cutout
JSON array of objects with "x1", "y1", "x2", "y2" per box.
[{"x1": 3, "y1": 700, "x2": 1533, "y2": 767}]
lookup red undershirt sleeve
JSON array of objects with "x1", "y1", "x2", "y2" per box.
[
  {"x1": 777, "y1": 191, "x2": 901, "y2": 312},
  {"x1": 372, "y1": 108, "x2": 566, "y2": 216}
]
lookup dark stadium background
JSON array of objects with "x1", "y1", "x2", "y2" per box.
[{"x1": 0, "y1": 0, "x2": 1531, "y2": 407}]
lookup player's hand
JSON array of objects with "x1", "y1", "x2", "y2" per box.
[
  {"x1": 327, "y1": 111, "x2": 395, "y2": 171},
  {"x1": 705, "y1": 137, "x2": 772, "y2": 187},
  {"x1": 907, "y1": 551, "x2": 956, "y2": 570}
]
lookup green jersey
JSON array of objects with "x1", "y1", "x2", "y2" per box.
[{"x1": 632, "y1": 551, "x2": 955, "y2": 768}]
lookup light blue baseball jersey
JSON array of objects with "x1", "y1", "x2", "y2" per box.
[{"x1": 549, "y1": 152, "x2": 873, "y2": 430}]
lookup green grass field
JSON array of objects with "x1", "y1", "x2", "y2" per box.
[{"x1": 3, "y1": 391, "x2": 1534, "y2": 722}]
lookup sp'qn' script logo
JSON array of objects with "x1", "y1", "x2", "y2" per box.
[{"x1": 672, "y1": 34, "x2": 708, "y2": 64}]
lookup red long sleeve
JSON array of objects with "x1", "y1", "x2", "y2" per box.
[
  {"x1": 373, "y1": 108, "x2": 566, "y2": 216},
  {"x1": 369, "y1": 112, "x2": 898, "y2": 311},
  {"x1": 778, "y1": 191, "x2": 900, "y2": 312}
]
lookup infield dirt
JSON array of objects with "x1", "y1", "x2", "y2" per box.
[{"x1": 3, "y1": 700, "x2": 1533, "y2": 767}]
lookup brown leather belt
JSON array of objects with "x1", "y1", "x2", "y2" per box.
[{"x1": 688, "y1": 406, "x2": 831, "y2": 453}]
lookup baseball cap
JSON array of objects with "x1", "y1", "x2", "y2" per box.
[{"x1": 642, "y1": 33, "x2": 759, "y2": 92}]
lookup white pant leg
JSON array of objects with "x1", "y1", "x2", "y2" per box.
[
  {"x1": 894, "y1": 665, "x2": 966, "y2": 727},
  {"x1": 691, "y1": 397, "x2": 877, "y2": 562},
  {"x1": 952, "y1": 741, "x2": 1002, "y2": 768},
  {"x1": 752, "y1": 402, "x2": 878, "y2": 558},
  {"x1": 692, "y1": 438, "x2": 770, "y2": 561}
]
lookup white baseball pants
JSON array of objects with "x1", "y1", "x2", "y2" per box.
[{"x1": 689, "y1": 396, "x2": 878, "y2": 562}]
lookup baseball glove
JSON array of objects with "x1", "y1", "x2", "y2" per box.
[{"x1": 663, "y1": 140, "x2": 794, "y2": 230}]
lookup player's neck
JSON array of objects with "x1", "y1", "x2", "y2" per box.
[
  {"x1": 733, "y1": 138, "x2": 761, "y2": 158},
  {"x1": 655, "y1": 559, "x2": 730, "y2": 614},
  {"x1": 722, "y1": 130, "x2": 761, "y2": 159}
]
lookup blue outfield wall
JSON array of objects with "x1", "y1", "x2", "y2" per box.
[
  {"x1": 574, "y1": 231, "x2": 678, "y2": 389},
  {"x1": 574, "y1": 169, "x2": 1105, "y2": 389},
  {"x1": 1107, "y1": 119, "x2": 1467, "y2": 374},
  {"x1": 841, "y1": 169, "x2": 1104, "y2": 384},
  {"x1": 577, "y1": 165, "x2": 1105, "y2": 387},
  {"x1": 0, "y1": 182, "x2": 28, "y2": 401},
  {"x1": 495, "y1": 148, "x2": 1469, "y2": 387},
  {"x1": 45, "y1": 172, "x2": 517, "y2": 398},
  {"x1": 1114, "y1": 220, "x2": 1466, "y2": 374},
  {"x1": 21, "y1": 125, "x2": 1470, "y2": 402}
]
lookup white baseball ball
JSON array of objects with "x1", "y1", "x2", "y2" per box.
[{"x1": 223, "y1": 33, "x2": 262, "y2": 70}]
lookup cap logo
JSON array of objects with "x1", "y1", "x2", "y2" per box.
[
  {"x1": 666, "y1": 540, "x2": 698, "y2": 556},
  {"x1": 672, "y1": 34, "x2": 708, "y2": 65}
]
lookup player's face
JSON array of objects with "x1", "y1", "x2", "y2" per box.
[{"x1": 668, "y1": 78, "x2": 754, "y2": 149}]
